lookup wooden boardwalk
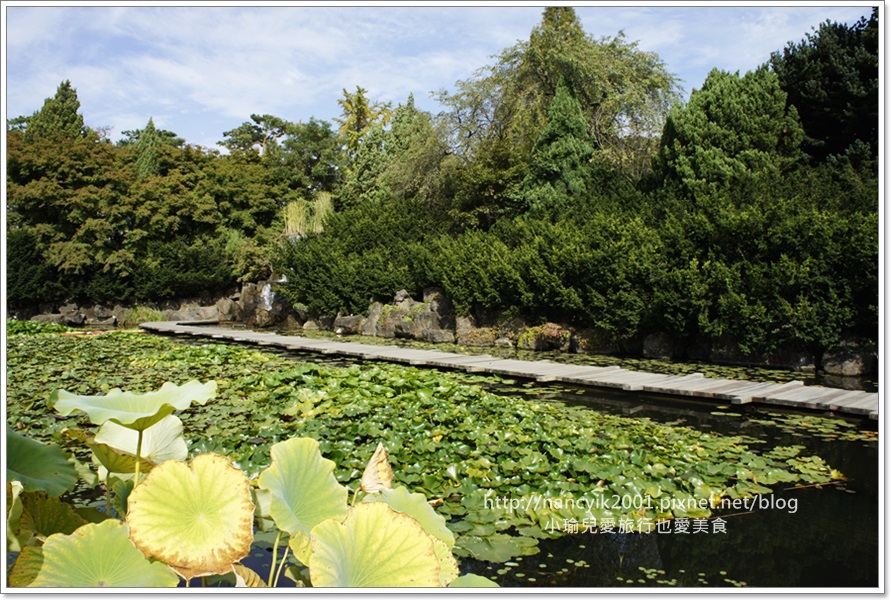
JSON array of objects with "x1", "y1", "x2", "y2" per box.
[{"x1": 140, "y1": 321, "x2": 879, "y2": 420}]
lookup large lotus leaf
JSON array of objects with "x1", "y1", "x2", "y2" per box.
[
  {"x1": 431, "y1": 537, "x2": 460, "y2": 586},
  {"x1": 447, "y1": 574, "x2": 500, "y2": 588},
  {"x1": 48, "y1": 380, "x2": 217, "y2": 431},
  {"x1": 365, "y1": 485, "x2": 456, "y2": 548},
  {"x1": 28, "y1": 520, "x2": 179, "y2": 587},
  {"x1": 309, "y1": 502, "x2": 441, "y2": 587},
  {"x1": 126, "y1": 453, "x2": 254, "y2": 581},
  {"x1": 8, "y1": 545, "x2": 44, "y2": 587},
  {"x1": 6, "y1": 426, "x2": 78, "y2": 496},
  {"x1": 257, "y1": 437, "x2": 348, "y2": 565},
  {"x1": 95, "y1": 414, "x2": 188, "y2": 470}
]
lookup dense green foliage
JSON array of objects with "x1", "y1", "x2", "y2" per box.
[{"x1": 6, "y1": 8, "x2": 877, "y2": 358}]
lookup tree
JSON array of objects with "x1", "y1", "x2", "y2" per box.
[
  {"x1": 438, "y1": 7, "x2": 679, "y2": 182},
  {"x1": 657, "y1": 67, "x2": 804, "y2": 199},
  {"x1": 769, "y1": 9, "x2": 878, "y2": 164},
  {"x1": 118, "y1": 124, "x2": 184, "y2": 148},
  {"x1": 520, "y1": 78, "x2": 595, "y2": 215},
  {"x1": 220, "y1": 114, "x2": 290, "y2": 155},
  {"x1": 24, "y1": 80, "x2": 87, "y2": 140},
  {"x1": 333, "y1": 86, "x2": 393, "y2": 158},
  {"x1": 272, "y1": 118, "x2": 344, "y2": 196},
  {"x1": 134, "y1": 118, "x2": 161, "y2": 180}
]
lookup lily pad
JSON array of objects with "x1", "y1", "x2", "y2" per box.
[
  {"x1": 310, "y1": 502, "x2": 442, "y2": 587},
  {"x1": 6, "y1": 426, "x2": 78, "y2": 497},
  {"x1": 28, "y1": 520, "x2": 179, "y2": 587},
  {"x1": 126, "y1": 453, "x2": 255, "y2": 581},
  {"x1": 48, "y1": 380, "x2": 217, "y2": 431}
]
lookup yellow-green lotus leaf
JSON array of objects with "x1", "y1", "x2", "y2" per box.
[
  {"x1": 366, "y1": 485, "x2": 456, "y2": 548},
  {"x1": 126, "y1": 453, "x2": 254, "y2": 581},
  {"x1": 8, "y1": 545, "x2": 44, "y2": 587},
  {"x1": 95, "y1": 414, "x2": 188, "y2": 477},
  {"x1": 28, "y1": 520, "x2": 179, "y2": 587},
  {"x1": 448, "y1": 574, "x2": 500, "y2": 588},
  {"x1": 257, "y1": 437, "x2": 348, "y2": 565},
  {"x1": 6, "y1": 481, "x2": 27, "y2": 552},
  {"x1": 309, "y1": 502, "x2": 441, "y2": 587},
  {"x1": 48, "y1": 380, "x2": 216, "y2": 431}
]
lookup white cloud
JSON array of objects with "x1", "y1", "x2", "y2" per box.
[{"x1": 5, "y1": 4, "x2": 876, "y2": 146}]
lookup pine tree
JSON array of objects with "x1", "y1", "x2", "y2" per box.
[
  {"x1": 658, "y1": 67, "x2": 804, "y2": 199},
  {"x1": 520, "y1": 78, "x2": 595, "y2": 214},
  {"x1": 25, "y1": 80, "x2": 86, "y2": 141},
  {"x1": 134, "y1": 117, "x2": 160, "y2": 180}
]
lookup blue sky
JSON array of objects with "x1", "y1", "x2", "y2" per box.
[{"x1": 4, "y1": 2, "x2": 876, "y2": 150}]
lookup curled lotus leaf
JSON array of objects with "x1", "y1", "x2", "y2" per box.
[
  {"x1": 48, "y1": 380, "x2": 217, "y2": 431},
  {"x1": 126, "y1": 453, "x2": 254, "y2": 581},
  {"x1": 95, "y1": 414, "x2": 188, "y2": 475},
  {"x1": 310, "y1": 502, "x2": 442, "y2": 587},
  {"x1": 360, "y1": 442, "x2": 394, "y2": 494},
  {"x1": 28, "y1": 520, "x2": 179, "y2": 587}
]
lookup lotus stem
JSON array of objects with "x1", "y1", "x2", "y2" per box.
[
  {"x1": 272, "y1": 545, "x2": 291, "y2": 587},
  {"x1": 134, "y1": 429, "x2": 144, "y2": 486},
  {"x1": 267, "y1": 530, "x2": 282, "y2": 587}
]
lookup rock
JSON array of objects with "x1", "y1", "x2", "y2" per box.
[
  {"x1": 517, "y1": 323, "x2": 572, "y2": 352},
  {"x1": 822, "y1": 340, "x2": 877, "y2": 377},
  {"x1": 422, "y1": 287, "x2": 454, "y2": 327},
  {"x1": 302, "y1": 319, "x2": 321, "y2": 331},
  {"x1": 642, "y1": 332, "x2": 675, "y2": 361},
  {"x1": 458, "y1": 326, "x2": 498, "y2": 347},
  {"x1": 362, "y1": 302, "x2": 384, "y2": 336},
  {"x1": 422, "y1": 329, "x2": 455, "y2": 343},
  {"x1": 334, "y1": 314, "x2": 365, "y2": 335},
  {"x1": 281, "y1": 314, "x2": 303, "y2": 331},
  {"x1": 393, "y1": 289, "x2": 415, "y2": 309},
  {"x1": 215, "y1": 298, "x2": 237, "y2": 321},
  {"x1": 31, "y1": 314, "x2": 65, "y2": 325},
  {"x1": 251, "y1": 309, "x2": 277, "y2": 328},
  {"x1": 495, "y1": 337, "x2": 514, "y2": 349}
]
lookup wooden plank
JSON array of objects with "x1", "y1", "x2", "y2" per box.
[{"x1": 140, "y1": 322, "x2": 880, "y2": 418}]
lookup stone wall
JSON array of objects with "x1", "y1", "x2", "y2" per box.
[{"x1": 17, "y1": 284, "x2": 878, "y2": 378}]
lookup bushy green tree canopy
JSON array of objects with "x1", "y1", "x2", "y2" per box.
[
  {"x1": 769, "y1": 8, "x2": 878, "y2": 163},
  {"x1": 657, "y1": 67, "x2": 804, "y2": 198}
]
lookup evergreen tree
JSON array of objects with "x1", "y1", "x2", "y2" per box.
[
  {"x1": 521, "y1": 78, "x2": 595, "y2": 215},
  {"x1": 657, "y1": 67, "x2": 804, "y2": 199},
  {"x1": 134, "y1": 117, "x2": 161, "y2": 180},
  {"x1": 25, "y1": 80, "x2": 87, "y2": 140},
  {"x1": 769, "y1": 9, "x2": 878, "y2": 163}
]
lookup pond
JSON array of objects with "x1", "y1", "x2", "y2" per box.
[
  {"x1": 207, "y1": 337, "x2": 881, "y2": 588},
  {"x1": 5, "y1": 331, "x2": 879, "y2": 588}
]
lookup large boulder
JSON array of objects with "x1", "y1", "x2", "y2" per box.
[
  {"x1": 822, "y1": 339, "x2": 877, "y2": 377},
  {"x1": 642, "y1": 332, "x2": 676, "y2": 361},
  {"x1": 334, "y1": 313, "x2": 365, "y2": 335}
]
